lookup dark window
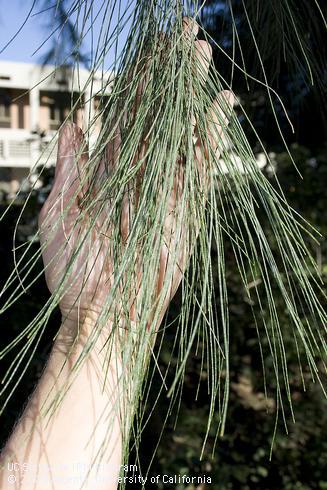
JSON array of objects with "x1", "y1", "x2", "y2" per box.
[
  {"x1": 0, "y1": 91, "x2": 11, "y2": 128},
  {"x1": 49, "y1": 103, "x2": 62, "y2": 130}
]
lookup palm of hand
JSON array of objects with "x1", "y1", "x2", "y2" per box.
[{"x1": 39, "y1": 21, "x2": 233, "y2": 331}]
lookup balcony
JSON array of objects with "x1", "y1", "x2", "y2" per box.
[{"x1": 0, "y1": 129, "x2": 57, "y2": 169}]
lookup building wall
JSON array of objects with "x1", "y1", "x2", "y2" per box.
[
  {"x1": 0, "y1": 61, "x2": 112, "y2": 196},
  {"x1": 10, "y1": 89, "x2": 30, "y2": 130}
]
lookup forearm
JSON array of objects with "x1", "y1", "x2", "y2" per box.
[{"x1": 0, "y1": 317, "x2": 122, "y2": 490}]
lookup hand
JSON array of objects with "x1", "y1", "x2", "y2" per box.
[{"x1": 38, "y1": 19, "x2": 234, "y2": 341}]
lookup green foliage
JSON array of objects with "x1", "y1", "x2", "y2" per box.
[
  {"x1": 131, "y1": 144, "x2": 327, "y2": 489},
  {"x1": 1, "y1": 145, "x2": 325, "y2": 488},
  {"x1": 0, "y1": 1, "x2": 326, "y2": 487}
]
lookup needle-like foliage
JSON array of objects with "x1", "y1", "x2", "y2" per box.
[{"x1": 0, "y1": 0, "x2": 326, "y2": 486}]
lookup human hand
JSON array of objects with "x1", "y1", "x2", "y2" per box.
[{"x1": 38, "y1": 19, "x2": 234, "y2": 341}]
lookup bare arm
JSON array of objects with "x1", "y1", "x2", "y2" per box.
[
  {"x1": 0, "y1": 315, "x2": 123, "y2": 490},
  {"x1": 0, "y1": 17, "x2": 233, "y2": 489}
]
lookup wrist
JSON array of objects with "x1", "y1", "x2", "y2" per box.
[{"x1": 54, "y1": 307, "x2": 110, "y2": 356}]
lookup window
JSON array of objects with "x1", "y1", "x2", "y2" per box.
[
  {"x1": 41, "y1": 93, "x2": 64, "y2": 131},
  {"x1": 94, "y1": 95, "x2": 110, "y2": 128},
  {"x1": 41, "y1": 91, "x2": 80, "y2": 131},
  {"x1": 49, "y1": 103, "x2": 62, "y2": 130},
  {"x1": 0, "y1": 91, "x2": 11, "y2": 128}
]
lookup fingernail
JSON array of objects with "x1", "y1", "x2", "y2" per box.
[{"x1": 223, "y1": 90, "x2": 235, "y2": 108}]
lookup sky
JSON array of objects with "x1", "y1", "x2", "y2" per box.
[
  {"x1": 0, "y1": 0, "x2": 132, "y2": 68},
  {"x1": 0, "y1": 0, "x2": 49, "y2": 63}
]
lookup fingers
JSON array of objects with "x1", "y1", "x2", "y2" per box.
[
  {"x1": 40, "y1": 123, "x2": 89, "y2": 222},
  {"x1": 193, "y1": 90, "x2": 234, "y2": 190},
  {"x1": 181, "y1": 18, "x2": 212, "y2": 134},
  {"x1": 101, "y1": 118, "x2": 121, "y2": 176},
  {"x1": 182, "y1": 16, "x2": 199, "y2": 41},
  {"x1": 120, "y1": 191, "x2": 130, "y2": 244},
  {"x1": 182, "y1": 17, "x2": 212, "y2": 85},
  {"x1": 194, "y1": 40, "x2": 212, "y2": 83},
  {"x1": 130, "y1": 33, "x2": 163, "y2": 122},
  {"x1": 206, "y1": 90, "x2": 235, "y2": 154}
]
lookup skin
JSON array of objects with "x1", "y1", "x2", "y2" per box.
[{"x1": 0, "y1": 18, "x2": 234, "y2": 490}]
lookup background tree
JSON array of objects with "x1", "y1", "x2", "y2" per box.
[{"x1": 40, "y1": 0, "x2": 90, "y2": 67}]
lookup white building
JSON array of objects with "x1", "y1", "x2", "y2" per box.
[{"x1": 0, "y1": 60, "x2": 111, "y2": 195}]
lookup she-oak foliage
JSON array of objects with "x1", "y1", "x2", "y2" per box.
[{"x1": 0, "y1": 0, "x2": 326, "y2": 483}]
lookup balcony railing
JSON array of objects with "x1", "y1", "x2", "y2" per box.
[{"x1": 0, "y1": 130, "x2": 57, "y2": 169}]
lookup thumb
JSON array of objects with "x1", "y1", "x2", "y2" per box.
[
  {"x1": 206, "y1": 90, "x2": 235, "y2": 154},
  {"x1": 53, "y1": 122, "x2": 89, "y2": 204},
  {"x1": 41, "y1": 122, "x2": 89, "y2": 222}
]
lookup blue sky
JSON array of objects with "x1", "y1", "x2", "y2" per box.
[
  {"x1": 0, "y1": 0, "x2": 48, "y2": 63},
  {"x1": 0, "y1": 0, "x2": 132, "y2": 67}
]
